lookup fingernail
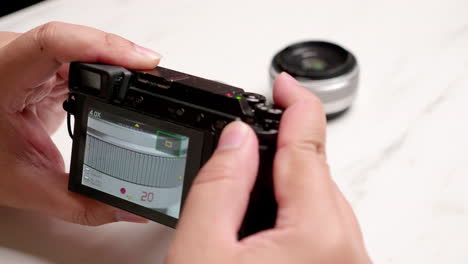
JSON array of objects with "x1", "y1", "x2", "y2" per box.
[
  {"x1": 134, "y1": 44, "x2": 162, "y2": 61},
  {"x1": 217, "y1": 121, "x2": 249, "y2": 150},
  {"x1": 279, "y1": 72, "x2": 300, "y2": 86},
  {"x1": 116, "y1": 210, "x2": 148, "y2": 223}
]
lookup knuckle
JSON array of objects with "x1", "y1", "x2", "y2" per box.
[
  {"x1": 194, "y1": 160, "x2": 237, "y2": 186},
  {"x1": 103, "y1": 32, "x2": 132, "y2": 49},
  {"x1": 291, "y1": 137, "x2": 325, "y2": 155},
  {"x1": 71, "y1": 206, "x2": 102, "y2": 226},
  {"x1": 278, "y1": 136, "x2": 326, "y2": 160},
  {"x1": 103, "y1": 32, "x2": 116, "y2": 47},
  {"x1": 34, "y1": 21, "x2": 62, "y2": 52}
]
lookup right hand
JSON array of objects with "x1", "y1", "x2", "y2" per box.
[{"x1": 166, "y1": 72, "x2": 372, "y2": 263}]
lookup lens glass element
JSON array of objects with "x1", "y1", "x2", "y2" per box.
[
  {"x1": 302, "y1": 57, "x2": 327, "y2": 72},
  {"x1": 273, "y1": 41, "x2": 356, "y2": 80}
]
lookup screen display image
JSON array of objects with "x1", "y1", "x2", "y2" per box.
[{"x1": 81, "y1": 108, "x2": 189, "y2": 219}]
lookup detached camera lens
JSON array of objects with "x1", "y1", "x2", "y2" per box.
[{"x1": 270, "y1": 41, "x2": 359, "y2": 119}]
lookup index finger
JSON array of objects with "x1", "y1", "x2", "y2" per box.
[
  {"x1": 272, "y1": 73, "x2": 335, "y2": 227},
  {"x1": 0, "y1": 21, "x2": 160, "y2": 112},
  {"x1": 0, "y1": 32, "x2": 20, "y2": 48},
  {"x1": 273, "y1": 72, "x2": 327, "y2": 153}
]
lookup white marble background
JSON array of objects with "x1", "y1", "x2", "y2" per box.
[{"x1": 0, "y1": 0, "x2": 467, "y2": 263}]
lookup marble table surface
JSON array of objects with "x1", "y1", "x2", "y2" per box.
[{"x1": 1, "y1": 0, "x2": 467, "y2": 263}]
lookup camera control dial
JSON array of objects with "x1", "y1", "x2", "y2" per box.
[
  {"x1": 254, "y1": 103, "x2": 282, "y2": 130},
  {"x1": 243, "y1": 92, "x2": 266, "y2": 106}
]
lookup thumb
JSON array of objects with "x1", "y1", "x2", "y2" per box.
[{"x1": 176, "y1": 121, "x2": 259, "y2": 242}]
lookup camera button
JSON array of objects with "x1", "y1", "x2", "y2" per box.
[
  {"x1": 196, "y1": 113, "x2": 205, "y2": 123},
  {"x1": 255, "y1": 103, "x2": 282, "y2": 130},
  {"x1": 267, "y1": 107, "x2": 283, "y2": 119},
  {"x1": 243, "y1": 92, "x2": 266, "y2": 106},
  {"x1": 212, "y1": 119, "x2": 227, "y2": 131},
  {"x1": 255, "y1": 103, "x2": 269, "y2": 112},
  {"x1": 176, "y1": 108, "x2": 185, "y2": 116}
]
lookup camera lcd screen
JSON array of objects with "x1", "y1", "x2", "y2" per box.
[{"x1": 81, "y1": 107, "x2": 189, "y2": 219}]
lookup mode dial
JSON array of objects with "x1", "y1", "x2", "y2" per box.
[{"x1": 243, "y1": 92, "x2": 266, "y2": 106}]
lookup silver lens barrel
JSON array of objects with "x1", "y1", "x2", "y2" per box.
[{"x1": 270, "y1": 41, "x2": 359, "y2": 118}]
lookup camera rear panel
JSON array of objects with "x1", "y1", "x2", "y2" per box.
[
  {"x1": 66, "y1": 62, "x2": 282, "y2": 235},
  {"x1": 69, "y1": 95, "x2": 209, "y2": 227}
]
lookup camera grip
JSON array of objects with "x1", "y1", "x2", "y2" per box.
[{"x1": 238, "y1": 130, "x2": 278, "y2": 239}]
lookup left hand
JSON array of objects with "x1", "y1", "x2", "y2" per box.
[{"x1": 0, "y1": 21, "x2": 161, "y2": 225}]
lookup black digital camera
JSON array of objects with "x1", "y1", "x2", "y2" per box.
[{"x1": 64, "y1": 62, "x2": 283, "y2": 238}]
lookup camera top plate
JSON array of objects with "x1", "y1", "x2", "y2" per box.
[{"x1": 68, "y1": 62, "x2": 282, "y2": 133}]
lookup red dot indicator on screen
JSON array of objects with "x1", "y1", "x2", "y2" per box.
[
  {"x1": 226, "y1": 93, "x2": 233, "y2": 97},
  {"x1": 120, "y1": 188, "x2": 126, "y2": 194}
]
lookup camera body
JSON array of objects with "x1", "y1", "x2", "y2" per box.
[{"x1": 64, "y1": 62, "x2": 282, "y2": 238}]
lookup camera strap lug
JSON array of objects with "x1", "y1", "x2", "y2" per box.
[{"x1": 63, "y1": 93, "x2": 77, "y2": 139}]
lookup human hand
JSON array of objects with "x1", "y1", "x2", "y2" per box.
[
  {"x1": 0, "y1": 22, "x2": 161, "y2": 225},
  {"x1": 167, "y1": 73, "x2": 372, "y2": 263}
]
